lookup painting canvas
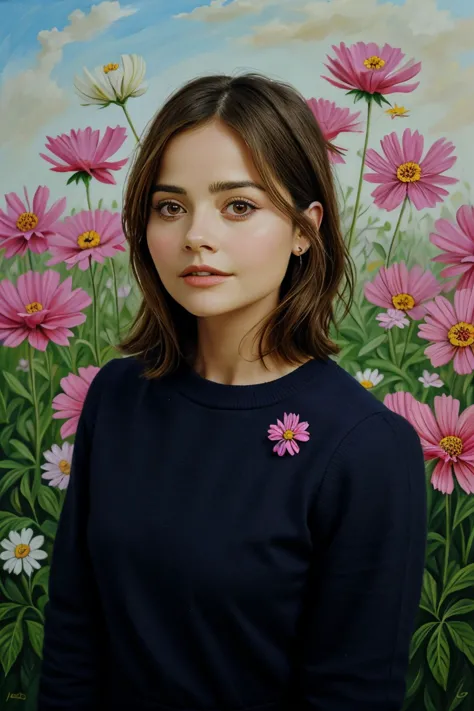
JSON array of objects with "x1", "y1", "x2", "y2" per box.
[{"x1": 1, "y1": 0, "x2": 474, "y2": 708}]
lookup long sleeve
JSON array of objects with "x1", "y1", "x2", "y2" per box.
[
  {"x1": 38, "y1": 377, "x2": 105, "y2": 710},
  {"x1": 295, "y1": 410, "x2": 427, "y2": 711}
]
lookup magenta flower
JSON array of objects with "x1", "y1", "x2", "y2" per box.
[
  {"x1": 268, "y1": 413, "x2": 310, "y2": 456},
  {"x1": 384, "y1": 391, "x2": 474, "y2": 495},
  {"x1": 364, "y1": 262, "x2": 442, "y2": 320},
  {"x1": 306, "y1": 98, "x2": 363, "y2": 164},
  {"x1": 322, "y1": 42, "x2": 421, "y2": 97},
  {"x1": 52, "y1": 366, "x2": 100, "y2": 439},
  {"x1": 418, "y1": 288, "x2": 474, "y2": 375},
  {"x1": 0, "y1": 270, "x2": 92, "y2": 351},
  {"x1": 0, "y1": 186, "x2": 66, "y2": 258},
  {"x1": 47, "y1": 209, "x2": 126, "y2": 271},
  {"x1": 40, "y1": 126, "x2": 128, "y2": 185},
  {"x1": 430, "y1": 205, "x2": 474, "y2": 292},
  {"x1": 376, "y1": 308, "x2": 410, "y2": 330},
  {"x1": 364, "y1": 128, "x2": 458, "y2": 211}
]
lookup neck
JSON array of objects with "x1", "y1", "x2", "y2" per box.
[{"x1": 193, "y1": 296, "x2": 305, "y2": 386}]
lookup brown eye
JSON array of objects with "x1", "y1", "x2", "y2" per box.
[
  {"x1": 224, "y1": 200, "x2": 256, "y2": 218},
  {"x1": 155, "y1": 201, "x2": 184, "y2": 218}
]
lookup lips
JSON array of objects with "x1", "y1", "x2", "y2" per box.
[{"x1": 180, "y1": 264, "x2": 231, "y2": 277}]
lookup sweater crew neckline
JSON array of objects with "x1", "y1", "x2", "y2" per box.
[{"x1": 169, "y1": 357, "x2": 330, "y2": 410}]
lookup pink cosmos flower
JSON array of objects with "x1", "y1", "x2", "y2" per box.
[
  {"x1": 52, "y1": 366, "x2": 100, "y2": 439},
  {"x1": 46, "y1": 209, "x2": 126, "y2": 271},
  {"x1": 268, "y1": 413, "x2": 310, "y2": 456},
  {"x1": 430, "y1": 205, "x2": 474, "y2": 292},
  {"x1": 306, "y1": 98, "x2": 363, "y2": 164},
  {"x1": 376, "y1": 308, "x2": 410, "y2": 330},
  {"x1": 364, "y1": 128, "x2": 458, "y2": 211},
  {"x1": 322, "y1": 42, "x2": 421, "y2": 96},
  {"x1": 384, "y1": 391, "x2": 474, "y2": 494},
  {"x1": 418, "y1": 288, "x2": 474, "y2": 375},
  {"x1": 0, "y1": 270, "x2": 92, "y2": 351},
  {"x1": 364, "y1": 262, "x2": 442, "y2": 320},
  {"x1": 40, "y1": 126, "x2": 128, "y2": 185},
  {"x1": 0, "y1": 186, "x2": 66, "y2": 258}
]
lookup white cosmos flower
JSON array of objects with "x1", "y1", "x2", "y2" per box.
[
  {"x1": 355, "y1": 368, "x2": 384, "y2": 389},
  {"x1": 0, "y1": 528, "x2": 47, "y2": 577},
  {"x1": 74, "y1": 54, "x2": 147, "y2": 107},
  {"x1": 418, "y1": 370, "x2": 444, "y2": 389},
  {"x1": 41, "y1": 442, "x2": 74, "y2": 489}
]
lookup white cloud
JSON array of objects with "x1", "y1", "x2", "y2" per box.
[
  {"x1": 177, "y1": 0, "x2": 474, "y2": 132},
  {"x1": 0, "y1": 2, "x2": 136, "y2": 150}
]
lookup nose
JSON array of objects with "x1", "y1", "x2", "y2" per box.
[{"x1": 183, "y1": 212, "x2": 218, "y2": 253}]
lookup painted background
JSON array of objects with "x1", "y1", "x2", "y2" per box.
[{"x1": 1, "y1": 0, "x2": 474, "y2": 708}]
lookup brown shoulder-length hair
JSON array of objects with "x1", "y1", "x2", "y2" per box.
[{"x1": 118, "y1": 72, "x2": 355, "y2": 379}]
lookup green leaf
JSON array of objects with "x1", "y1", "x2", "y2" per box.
[
  {"x1": 372, "y1": 242, "x2": 387, "y2": 261},
  {"x1": 0, "y1": 468, "x2": 28, "y2": 500},
  {"x1": 33, "y1": 565, "x2": 50, "y2": 592},
  {"x1": 453, "y1": 494, "x2": 474, "y2": 529},
  {"x1": 1, "y1": 577, "x2": 27, "y2": 605},
  {"x1": 365, "y1": 357, "x2": 418, "y2": 390},
  {"x1": 424, "y1": 687, "x2": 438, "y2": 711},
  {"x1": 404, "y1": 665, "x2": 423, "y2": 699},
  {"x1": 420, "y1": 569, "x2": 438, "y2": 615},
  {"x1": 41, "y1": 519, "x2": 58, "y2": 540},
  {"x1": 447, "y1": 621, "x2": 474, "y2": 665},
  {"x1": 441, "y1": 564, "x2": 474, "y2": 607},
  {"x1": 427, "y1": 624, "x2": 450, "y2": 690},
  {"x1": 410, "y1": 621, "x2": 436, "y2": 660},
  {"x1": 444, "y1": 599, "x2": 474, "y2": 619},
  {"x1": 112, "y1": 199, "x2": 118, "y2": 209},
  {"x1": 0, "y1": 387, "x2": 8, "y2": 423},
  {"x1": 0, "y1": 512, "x2": 36, "y2": 540},
  {"x1": 10, "y1": 487, "x2": 23, "y2": 515},
  {"x1": 38, "y1": 486, "x2": 61, "y2": 520},
  {"x1": 358, "y1": 334, "x2": 387, "y2": 357},
  {"x1": 25, "y1": 620, "x2": 44, "y2": 659},
  {"x1": 10, "y1": 439, "x2": 36, "y2": 464},
  {"x1": 448, "y1": 679, "x2": 469, "y2": 711},
  {"x1": 37, "y1": 594, "x2": 48, "y2": 614},
  {"x1": 98, "y1": 198, "x2": 104, "y2": 209},
  {"x1": 3, "y1": 372, "x2": 33, "y2": 404},
  {"x1": 0, "y1": 603, "x2": 21, "y2": 621},
  {"x1": 0, "y1": 609, "x2": 25, "y2": 676}
]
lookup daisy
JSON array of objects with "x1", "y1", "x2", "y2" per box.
[
  {"x1": 355, "y1": 368, "x2": 384, "y2": 389},
  {"x1": 384, "y1": 391, "x2": 474, "y2": 494},
  {"x1": 0, "y1": 528, "x2": 47, "y2": 576},
  {"x1": 41, "y1": 442, "x2": 74, "y2": 489},
  {"x1": 364, "y1": 128, "x2": 458, "y2": 211}
]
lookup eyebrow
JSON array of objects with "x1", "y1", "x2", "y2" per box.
[{"x1": 150, "y1": 180, "x2": 266, "y2": 196}]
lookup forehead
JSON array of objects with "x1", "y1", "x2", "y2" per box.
[{"x1": 158, "y1": 119, "x2": 258, "y2": 181}]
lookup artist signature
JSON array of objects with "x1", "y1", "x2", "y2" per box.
[{"x1": 6, "y1": 692, "x2": 27, "y2": 701}]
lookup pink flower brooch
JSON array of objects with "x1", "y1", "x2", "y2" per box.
[{"x1": 268, "y1": 413, "x2": 310, "y2": 456}]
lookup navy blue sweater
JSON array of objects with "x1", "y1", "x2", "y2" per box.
[{"x1": 38, "y1": 355, "x2": 427, "y2": 711}]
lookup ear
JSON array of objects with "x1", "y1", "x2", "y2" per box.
[{"x1": 292, "y1": 200, "x2": 323, "y2": 256}]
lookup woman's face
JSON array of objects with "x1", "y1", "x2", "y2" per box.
[{"x1": 146, "y1": 119, "x2": 318, "y2": 319}]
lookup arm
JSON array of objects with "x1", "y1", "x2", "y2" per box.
[
  {"x1": 38, "y1": 376, "x2": 105, "y2": 710},
  {"x1": 295, "y1": 411, "x2": 427, "y2": 711}
]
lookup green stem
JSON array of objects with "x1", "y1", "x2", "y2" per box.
[
  {"x1": 399, "y1": 319, "x2": 414, "y2": 368},
  {"x1": 27, "y1": 251, "x2": 34, "y2": 272},
  {"x1": 110, "y1": 260, "x2": 121, "y2": 342},
  {"x1": 347, "y1": 99, "x2": 373, "y2": 253},
  {"x1": 85, "y1": 178, "x2": 92, "y2": 211},
  {"x1": 443, "y1": 495, "x2": 451, "y2": 588},
  {"x1": 388, "y1": 328, "x2": 398, "y2": 365},
  {"x1": 28, "y1": 344, "x2": 42, "y2": 504},
  {"x1": 121, "y1": 102, "x2": 140, "y2": 143},
  {"x1": 89, "y1": 257, "x2": 101, "y2": 366},
  {"x1": 386, "y1": 196, "x2": 408, "y2": 267}
]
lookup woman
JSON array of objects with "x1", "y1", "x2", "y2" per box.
[{"x1": 38, "y1": 73, "x2": 427, "y2": 711}]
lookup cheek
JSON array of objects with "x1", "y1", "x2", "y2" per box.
[
  {"x1": 236, "y1": 219, "x2": 293, "y2": 271},
  {"x1": 146, "y1": 224, "x2": 179, "y2": 269}
]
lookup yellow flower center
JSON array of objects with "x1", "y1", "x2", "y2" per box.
[
  {"x1": 386, "y1": 104, "x2": 408, "y2": 117},
  {"x1": 77, "y1": 230, "x2": 101, "y2": 249},
  {"x1": 448, "y1": 321, "x2": 474, "y2": 347},
  {"x1": 59, "y1": 460, "x2": 71, "y2": 475},
  {"x1": 283, "y1": 430, "x2": 294, "y2": 440},
  {"x1": 397, "y1": 162, "x2": 422, "y2": 183},
  {"x1": 16, "y1": 212, "x2": 39, "y2": 232},
  {"x1": 439, "y1": 435, "x2": 463, "y2": 458},
  {"x1": 363, "y1": 55, "x2": 386, "y2": 70},
  {"x1": 103, "y1": 63, "x2": 119, "y2": 74},
  {"x1": 25, "y1": 302, "x2": 43, "y2": 314},
  {"x1": 15, "y1": 544, "x2": 30, "y2": 559},
  {"x1": 392, "y1": 293, "x2": 415, "y2": 311},
  {"x1": 360, "y1": 380, "x2": 374, "y2": 389}
]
